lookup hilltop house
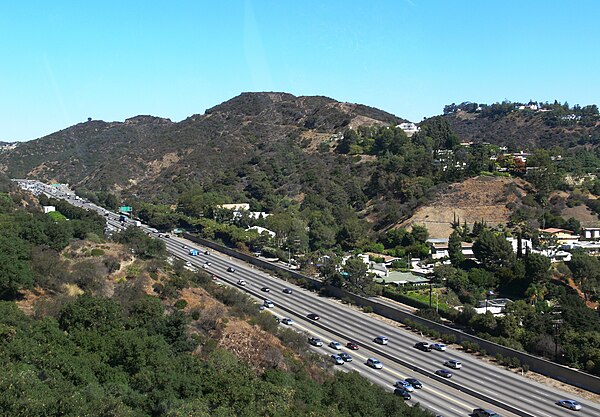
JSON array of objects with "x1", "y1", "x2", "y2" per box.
[{"x1": 539, "y1": 228, "x2": 580, "y2": 245}]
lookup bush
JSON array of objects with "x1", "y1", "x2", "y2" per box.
[
  {"x1": 190, "y1": 310, "x2": 201, "y2": 320},
  {"x1": 174, "y1": 299, "x2": 188, "y2": 310},
  {"x1": 444, "y1": 334, "x2": 457, "y2": 344},
  {"x1": 90, "y1": 248, "x2": 105, "y2": 257},
  {"x1": 362, "y1": 305, "x2": 373, "y2": 313},
  {"x1": 522, "y1": 363, "x2": 530, "y2": 373},
  {"x1": 495, "y1": 353, "x2": 504, "y2": 364}
]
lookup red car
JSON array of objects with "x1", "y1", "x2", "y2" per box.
[{"x1": 346, "y1": 342, "x2": 359, "y2": 350}]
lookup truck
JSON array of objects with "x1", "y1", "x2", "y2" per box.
[
  {"x1": 189, "y1": 249, "x2": 199, "y2": 256},
  {"x1": 134, "y1": 220, "x2": 142, "y2": 227},
  {"x1": 119, "y1": 215, "x2": 128, "y2": 223}
]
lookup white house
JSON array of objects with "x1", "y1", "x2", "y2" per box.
[
  {"x1": 43, "y1": 206, "x2": 56, "y2": 214},
  {"x1": 246, "y1": 226, "x2": 276, "y2": 238},
  {"x1": 396, "y1": 122, "x2": 420, "y2": 136},
  {"x1": 582, "y1": 227, "x2": 600, "y2": 240}
]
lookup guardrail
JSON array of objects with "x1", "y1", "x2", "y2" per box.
[{"x1": 183, "y1": 232, "x2": 600, "y2": 395}]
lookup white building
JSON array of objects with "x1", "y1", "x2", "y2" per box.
[
  {"x1": 43, "y1": 206, "x2": 56, "y2": 214},
  {"x1": 582, "y1": 227, "x2": 600, "y2": 240},
  {"x1": 396, "y1": 122, "x2": 420, "y2": 136},
  {"x1": 246, "y1": 226, "x2": 276, "y2": 238}
]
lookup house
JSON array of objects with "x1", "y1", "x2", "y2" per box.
[
  {"x1": 428, "y1": 238, "x2": 474, "y2": 260},
  {"x1": 561, "y1": 241, "x2": 600, "y2": 256},
  {"x1": 43, "y1": 205, "x2": 56, "y2": 214},
  {"x1": 506, "y1": 237, "x2": 533, "y2": 253},
  {"x1": 374, "y1": 271, "x2": 430, "y2": 286},
  {"x1": 246, "y1": 226, "x2": 276, "y2": 238},
  {"x1": 582, "y1": 227, "x2": 600, "y2": 240},
  {"x1": 539, "y1": 228, "x2": 580, "y2": 245},
  {"x1": 219, "y1": 203, "x2": 250, "y2": 211},
  {"x1": 396, "y1": 122, "x2": 420, "y2": 136},
  {"x1": 233, "y1": 210, "x2": 271, "y2": 220}
]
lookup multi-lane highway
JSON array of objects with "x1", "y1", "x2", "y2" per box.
[{"x1": 17, "y1": 179, "x2": 600, "y2": 417}]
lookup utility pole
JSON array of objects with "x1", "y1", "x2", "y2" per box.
[{"x1": 552, "y1": 304, "x2": 563, "y2": 362}]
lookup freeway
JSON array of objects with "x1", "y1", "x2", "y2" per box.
[{"x1": 19, "y1": 180, "x2": 600, "y2": 417}]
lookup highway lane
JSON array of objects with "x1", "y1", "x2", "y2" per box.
[
  {"x1": 24, "y1": 181, "x2": 600, "y2": 417},
  {"x1": 163, "y1": 236, "x2": 600, "y2": 417}
]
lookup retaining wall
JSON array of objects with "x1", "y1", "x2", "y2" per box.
[{"x1": 183, "y1": 232, "x2": 600, "y2": 394}]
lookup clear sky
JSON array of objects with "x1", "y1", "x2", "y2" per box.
[{"x1": 1, "y1": 1, "x2": 599, "y2": 142}]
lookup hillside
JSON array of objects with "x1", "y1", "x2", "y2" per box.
[
  {"x1": 400, "y1": 176, "x2": 530, "y2": 238},
  {"x1": 440, "y1": 104, "x2": 600, "y2": 149},
  {"x1": 0, "y1": 92, "x2": 402, "y2": 200}
]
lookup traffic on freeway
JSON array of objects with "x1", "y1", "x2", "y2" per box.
[{"x1": 16, "y1": 179, "x2": 600, "y2": 417}]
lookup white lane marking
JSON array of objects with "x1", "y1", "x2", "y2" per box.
[{"x1": 291, "y1": 320, "x2": 476, "y2": 413}]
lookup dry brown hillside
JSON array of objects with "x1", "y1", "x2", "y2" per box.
[{"x1": 400, "y1": 176, "x2": 529, "y2": 238}]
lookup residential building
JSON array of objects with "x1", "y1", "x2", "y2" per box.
[
  {"x1": 246, "y1": 226, "x2": 276, "y2": 238},
  {"x1": 582, "y1": 227, "x2": 600, "y2": 240},
  {"x1": 539, "y1": 228, "x2": 580, "y2": 245}
]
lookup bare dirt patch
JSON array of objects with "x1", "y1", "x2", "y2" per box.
[{"x1": 400, "y1": 176, "x2": 529, "y2": 238}]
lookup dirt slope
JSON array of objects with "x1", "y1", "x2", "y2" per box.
[{"x1": 400, "y1": 176, "x2": 529, "y2": 238}]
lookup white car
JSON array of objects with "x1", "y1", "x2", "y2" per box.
[
  {"x1": 263, "y1": 299, "x2": 274, "y2": 308},
  {"x1": 329, "y1": 341, "x2": 342, "y2": 350},
  {"x1": 366, "y1": 358, "x2": 383, "y2": 369},
  {"x1": 237, "y1": 279, "x2": 247, "y2": 286},
  {"x1": 444, "y1": 359, "x2": 462, "y2": 369},
  {"x1": 185, "y1": 261, "x2": 193, "y2": 267},
  {"x1": 281, "y1": 318, "x2": 294, "y2": 325},
  {"x1": 557, "y1": 399, "x2": 582, "y2": 411},
  {"x1": 431, "y1": 343, "x2": 447, "y2": 351}
]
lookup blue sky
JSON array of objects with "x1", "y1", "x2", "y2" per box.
[{"x1": 1, "y1": 1, "x2": 599, "y2": 142}]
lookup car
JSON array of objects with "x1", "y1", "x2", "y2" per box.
[
  {"x1": 405, "y1": 378, "x2": 422, "y2": 389},
  {"x1": 394, "y1": 380, "x2": 415, "y2": 392},
  {"x1": 307, "y1": 313, "x2": 320, "y2": 320},
  {"x1": 237, "y1": 279, "x2": 247, "y2": 286},
  {"x1": 182, "y1": 245, "x2": 188, "y2": 249},
  {"x1": 185, "y1": 261, "x2": 193, "y2": 267},
  {"x1": 472, "y1": 409, "x2": 501, "y2": 417},
  {"x1": 393, "y1": 388, "x2": 411, "y2": 400},
  {"x1": 227, "y1": 267, "x2": 235, "y2": 273},
  {"x1": 282, "y1": 287, "x2": 293, "y2": 294},
  {"x1": 263, "y1": 299, "x2": 274, "y2": 308},
  {"x1": 204, "y1": 261, "x2": 211, "y2": 266},
  {"x1": 204, "y1": 251, "x2": 210, "y2": 255},
  {"x1": 366, "y1": 358, "x2": 383, "y2": 369},
  {"x1": 281, "y1": 318, "x2": 294, "y2": 325},
  {"x1": 435, "y1": 369, "x2": 452, "y2": 378},
  {"x1": 431, "y1": 343, "x2": 447, "y2": 351},
  {"x1": 557, "y1": 399, "x2": 582, "y2": 411},
  {"x1": 338, "y1": 352, "x2": 352, "y2": 362},
  {"x1": 202, "y1": 264, "x2": 210, "y2": 269},
  {"x1": 346, "y1": 341, "x2": 359, "y2": 350},
  {"x1": 444, "y1": 359, "x2": 462, "y2": 369},
  {"x1": 329, "y1": 341, "x2": 342, "y2": 350},
  {"x1": 261, "y1": 287, "x2": 271, "y2": 292},
  {"x1": 414, "y1": 342, "x2": 432, "y2": 352},
  {"x1": 331, "y1": 354, "x2": 345, "y2": 365},
  {"x1": 211, "y1": 274, "x2": 218, "y2": 280},
  {"x1": 373, "y1": 335, "x2": 388, "y2": 345},
  {"x1": 308, "y1": 337, "x2": 323, "y2": 347}
]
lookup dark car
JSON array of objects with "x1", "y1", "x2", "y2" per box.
[
  {"x1": 405, "y1": 378, "x2": 422, "y2": 389},
  {"x1": 472, "y1": 409, "x2": 501, "y2": 417},
  {"x1": 261, "y1": 287, "x2": 271, "y2": 292},
  {"x1": 204, "y1": 250, "x2": 210, "y2": 255},
  {"x1": 282, "y1": 288, "x2": 293, "y2": 294},
  {"x1": 307, "y1": 313, "x2": 320, "y2": 320},
  {"x1": 414, "y1": 342, "x2": 432, "y2": 352},
  {"x1": 227, "y1": 267, "x2": 235, "y2": 273},
  {"x1": 346, "y1": 341, "x2": 359, "y2": 350},
  {"x1": 394, "y1": 388, "x2": 411, "y2": 400},
  {"x1": 338, "y1": 352, "x2": 353, "y2": 362},
  {"x1": 435, "y1": 369, "x2": 452, "y2": 378}
]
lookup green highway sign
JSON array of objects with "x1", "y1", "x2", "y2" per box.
[{"x1": 119, "y1": 206, "x2": 132, "y2": 213}]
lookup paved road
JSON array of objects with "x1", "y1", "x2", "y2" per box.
[{"x1": 19, "y1": 180, "x2": 600, "y2": 417}]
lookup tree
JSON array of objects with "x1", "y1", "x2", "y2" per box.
[
  {"x1": 448, "y1": 230, "x2": 464, "y2": 266},
  {"x1": 524, "y1": 252, "x2": 551, "y2": 284},
  {"x1": 473, "y1": 230, "x2": 515, "y2": 271},
  {"x1": 0, "y1": 235, "x2": 33, "y2": 298},
  {"x1": 343, "y1": 257, "x2": 372, "y2": 295}
]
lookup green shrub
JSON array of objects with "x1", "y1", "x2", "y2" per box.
[
  {"x1": 174, "y1": 299, "x2": 188, "y2": 310},
  {"x1": 362, "y1": 305, "x2": 373, "y2": 313},
  {"x1": 90, "y1": 248, "x2": 105, "y2": 257}
]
